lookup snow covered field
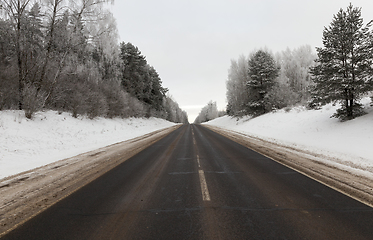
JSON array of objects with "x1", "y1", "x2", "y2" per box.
[
  {"x1": 204, "y1": 97, "x2": 373, "y2": 174},
  {"x1": 0, "y1": 111, "x2": 177, "y2": 179}
]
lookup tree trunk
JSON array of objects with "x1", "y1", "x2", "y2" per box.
[
  {"x1": 349, "y1": 89, "x2": 354, "y2": 119},
  {"x1": 18, "y1": 71, "x2": 23, "y2": 110},
  {"x1": 344, "y1": 88, "x2": 349, "y2": 118},
  {"x1": 345, "y1": 88, "x2": 353, "y2": 119},
  {"x1": 38, "y1": 0, "x2": 59, "y2": 94},
  {"x1": 17, "y1": 9, "x2": 23, "y2": 110}
]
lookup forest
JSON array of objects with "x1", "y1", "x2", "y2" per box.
[
  {"x1": 226, "y1": 45, "x2": 316, "y2": 117},
  {"x1": 0, "y1": 0, "x2": 188, "y2": 123},
  {"x1": 195, "y1": 3, "x2": 373, "y2": 123}
]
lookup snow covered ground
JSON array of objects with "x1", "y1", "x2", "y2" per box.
[
  {"x1": 204, "y1": 97, "x2": 373, "y2": 174},
  {"x1": 0, "y1": 111, "x2": 177, "y2": 179}
]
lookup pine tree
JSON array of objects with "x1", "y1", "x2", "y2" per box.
[
  {"x1": 119, "y1": 42, "x2": 168, "y2": 112},
  {"x1": 310, "y1": 4, "x2": 373, "y2": 120},
  {"x1": 247, "y1": 50, "x2": 279, "y2": 115},
  {"x1": 119, "y1": 42, "x2": 147, "y2": 99},
  {"x1": 146, "y1": 66, "x2": 168, "y2": 111}
]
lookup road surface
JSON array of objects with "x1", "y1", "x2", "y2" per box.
[{"x1": 2, "y1": 124, "x2": 373, "y2": 239}]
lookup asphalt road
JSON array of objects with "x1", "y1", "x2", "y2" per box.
[{"x1": 2, "y1": 124, "x2": 373, "y2": 239}]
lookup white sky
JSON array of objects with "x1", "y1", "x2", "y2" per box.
[{"x1": 109, "y1": 0, "x2": 373, "y2": 122}]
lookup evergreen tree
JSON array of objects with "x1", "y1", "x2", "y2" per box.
[
  {"x1": 119, "y1": 42, "x2": 167, "y2": 111},
  {"x1": 310, "y1": 4, "x2": 373, "y2": 120},
  {"x1": 119, "y1": 42, "x2": 148, "y2": 99},
  {"x1": 146, "y1": 66, "x2": 168, "y2": 111},
  {"x1": 247, "y1": 50, "x2": 279, "y2": 115}
]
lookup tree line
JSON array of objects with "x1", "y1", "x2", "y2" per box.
[
  {"x1": 0, "y1": 0, "x2": 188, "y2": 123},
  {"x1": 226, "y1": 3, "x2": 373, "y2": 121},
  {"x1": 226, "y1": 45, "x2": 316, "y2": 117},
  {"x1": 194, "y1": 101, "x2": 225, "y2": 124}
]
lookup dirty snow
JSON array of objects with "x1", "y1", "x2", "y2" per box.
[{"x1": 0, "y1": 111, "x2": 177, "y2": 179}]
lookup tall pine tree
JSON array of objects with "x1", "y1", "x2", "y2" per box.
[
  {"x1": 119, "y1": 42, "x2": 148, "y2": 99},
  {"x1": 310, "y1": 4, "x2": 373, "y2": 120},
  {"x1": 119, "y1": 42, "x2": 167, "y2": 111},
  {"x1": 247, "y1": 50, "x2": 279, "y2": 115}
]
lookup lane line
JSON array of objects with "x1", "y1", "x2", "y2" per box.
[
  {"x1": 193, "y1": 126, "x2": 211, "y2": 201},
  {"x1": 198, "y1": 170, "x2": 211, "y2": 201},
  {"x1": 168, "y1": 172, "x2": 195, "y2": 175}
]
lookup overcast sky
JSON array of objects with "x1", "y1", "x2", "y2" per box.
[{"x1": 109, "y1": 0, "x2": 373, "y2": 122}]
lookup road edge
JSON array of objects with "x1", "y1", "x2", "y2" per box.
[
  {"x1": 0, "y1": 125, "x2": 181, "y2": 237},
  {"x1": 202, "y1": 124, "x2": 373, "y2": 208}
]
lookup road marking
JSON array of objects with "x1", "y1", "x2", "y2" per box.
[
  {"x1": 198, "y1": 170, "x2": 211, "y2": 201},
  {"x1": 193, "y1": 127, "x2": 211, "y2": 201},
  {"x1": 168, "y1": 172, "x2": 195, "y2": 175}
]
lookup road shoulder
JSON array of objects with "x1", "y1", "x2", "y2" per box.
[
  {"x1": 203, "y1": 124, "x2": 373, "y2": 208},
  {"x1": 0, "y1": 125, "x2": 180, "y2": 237}
]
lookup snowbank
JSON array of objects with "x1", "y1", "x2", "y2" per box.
[
  {"x1": 0, "y1": 111, "x2": 177, "y2": 179},
  {"x1": 204, "y1": 97, "x2": 373, "y2": 172}
]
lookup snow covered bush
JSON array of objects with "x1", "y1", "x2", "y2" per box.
[{"x1": 22, "y1": 84, "x2": 46, "y2": 119}]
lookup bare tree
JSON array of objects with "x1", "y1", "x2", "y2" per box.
[
  {"x1": 0, "y1": 0, "x2": 36, "y2": 109},
  {"x1": 226, "y1": 55, "x2": 250, "y2": 116}
]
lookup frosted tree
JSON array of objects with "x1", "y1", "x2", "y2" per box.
[
  {"x1": 163, "y1": 95, "x2": 188, "y2": 123},
  {"x1": 276, "y1": 45, "x2": 316, "y2": 104},
  {"x1": 310, "y1": 4, "x2": 373, "y2": 120},
  {"x1": 0, "y1": 0, "x2": 117, "y2": 118},
  {"x1": 194, "y1": 101, "x2": 218, "y2": 123},
  {"x1": 226, "y1": 55, "x2": 250, "y2": 116},
  {"x1": 89, "y1": 10, "x2": 119, "y2": 81},
  {"x1": 0, "y1": 0, "x2": 37, "y2": 110},
  {"x1": 0, "y1": 0, "x2": 187, "y2": 121}
]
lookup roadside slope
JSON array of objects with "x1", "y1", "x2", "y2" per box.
[
  {"x1": 203, "y1": 98, "x2": 373, "y2": 206},
  {"x1": 0, "y1": 124, "x2": 180, "y2": 236},
  {"x1": 204, "y1": 97, "x2": 373, "y2": 175},
  {"x1": 0, "y1": 110, "x2": 177, "y2": 179}
]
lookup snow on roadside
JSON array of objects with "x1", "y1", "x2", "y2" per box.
[
  {"x1": 204, "y1": 97, "x2": 373, "y2": 173},
  {"x1": 0, "y1": 111, "x2": 177, "y2": 179}
]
